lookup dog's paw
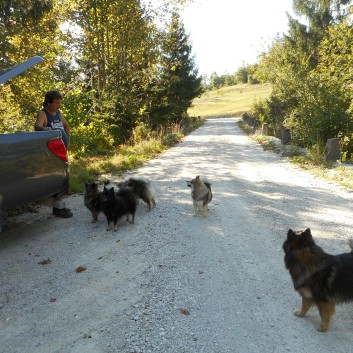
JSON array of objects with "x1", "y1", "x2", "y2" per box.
[
  {"x1": 294, "y1": 310, "x2": 306, "y2": 317},
  {"x1": 317, "y1": 324, "x2": 329, "y2": 332}
]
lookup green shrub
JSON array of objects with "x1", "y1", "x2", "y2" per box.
[
  {"x1": 131, "y1": 123, "x2": 152, "y2": 143},
  {"x1": 71, "y1": 119, "x2": 115, "y2": 157}
]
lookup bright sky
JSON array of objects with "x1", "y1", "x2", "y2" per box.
[{"x1": 180, "y1": 0, "x2": 295, "y2": 76}]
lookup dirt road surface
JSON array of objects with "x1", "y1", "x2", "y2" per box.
[{"x1": 1, "y1": 118, "x2": 353, "y2": 353}]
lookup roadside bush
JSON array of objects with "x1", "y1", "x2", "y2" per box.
[
  {"x1": 180, "y1": 114, "x2": 203, "y2": 134},
  {"x1": 131, "y1": 123, "x2": 152, "y2": 143},
  {"x1": 70, "y1": 115, "x2": 115, "y2": 157},
  {"x1": 285, "y1": 75, "x2": 352, "y2": 149},
  {"x1": 341, "y1": 135, "x2": 353, "y2": 162},
  {"x1": 251, "y1": 94, "x2": 287, "y2": 138},
  {"x1": 251, "y1": 99, "x2": 268, "y2": 124},
  {"x1": 161, "y1": 124, "x2": 184, "y2": 146}
]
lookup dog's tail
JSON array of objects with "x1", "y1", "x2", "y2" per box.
[
  {"x1": 203, "y1": 182, "x2": 212, "y2": 203},
  {"x1": 146, "y1": 183, "x2": 156, "y2": 199},
  {"x1": 204, "y1": 181, "x2": 212, "y2": 192}
]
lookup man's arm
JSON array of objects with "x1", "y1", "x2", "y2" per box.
[
  {"x1": 34, "y1": 110, "x2": 50, "y2": 131},
  {"x1": 60, "y1": 112, "x2": 71, "y2": 148}
]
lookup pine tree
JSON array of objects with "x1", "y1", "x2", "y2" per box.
[
  {"x1": 286, "y1": 0, "x2": 351, "y2": 68},
  {"x1": 150, "y1": 12, "x2": 203, "y2": 127}
]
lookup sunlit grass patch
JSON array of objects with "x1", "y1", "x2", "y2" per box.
[{"x1": 189, "y1": 83, "x2": 272, "y2": 118}]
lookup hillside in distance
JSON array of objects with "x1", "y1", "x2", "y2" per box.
[{"x1": 188, "y1": 83, "x2": 271, "y2": 118}]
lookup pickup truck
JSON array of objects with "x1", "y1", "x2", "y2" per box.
[{"x1": 0, "y1": 56, "x2": 70, "y2": 231}]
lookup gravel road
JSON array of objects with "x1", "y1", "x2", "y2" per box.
[{"x1": 1, "y1": 117, "x2": 353, "y2": 353}]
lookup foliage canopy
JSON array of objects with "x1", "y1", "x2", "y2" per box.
[
  {"x1": 0, "y1": 0, "x2": 201, "y2": 156},
  {"x1": 253, "y1": 0, "x2": 353, "y2": 160}
]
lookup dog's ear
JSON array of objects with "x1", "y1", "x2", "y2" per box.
[
  {"x1": 302, "y1": 228, "x2": 312, "y2": 240},
  {"x1": 287, "y1": 229, "x2": 296, "y2": 240}
]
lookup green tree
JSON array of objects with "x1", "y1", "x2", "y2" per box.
[
  {"x1": 317, "y1": 20, "x2": 353, "y2": 83},
  {"x1": 235, "y1": 67, "x2": 248, "y2": 84},
  {"x1": 254, "y1": 0, "x2": 353, "y2": 146},
  {"x1": 67, "y1": 0, "x2": 159, "y2": 143},
  {"x1": 245, "y1": 64, "x2": 260, "y2": 84},
  {"x1": 209, "y1": 72, "x2": 225, "y2": 89},
  {"x1": 285, "y1": 0, "x2": 350, "y2": 70},
  {"x1": 149, "y1": 12, "x2": 203, "y2": 127},
  {"x1": 0, "y1": 0, "x2": 72, "y2": 133},
  {"x1": 224, "y1": 74, "x2": 237, "y2": 86},
  {"x1": 0, "y1": 0, "x2": 53, "y2": 66},
  {"x1": 255, "y1": 37, "x2": 308, "y2": 136},
  {"x1": 0, "y1": 0, "x2": 198, "y2": 152},
  {"x1": 284, "y1": 71, "x2": 352, "y2": 146},
  {"x1": 315, "y1": 19, "x2": 353, "y2": 159}
]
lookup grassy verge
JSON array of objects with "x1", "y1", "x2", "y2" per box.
[{"x1": 69, "y1": 117, "x2": 204, "y2": 193}]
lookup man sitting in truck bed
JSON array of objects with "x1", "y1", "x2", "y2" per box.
[{"x1": 35, "y1": 90, "x2": 73, "y2": 218}]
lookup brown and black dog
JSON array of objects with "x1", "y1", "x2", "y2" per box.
[{"x1": 283, "y1": 228, "x2": 353, "y2": 332}]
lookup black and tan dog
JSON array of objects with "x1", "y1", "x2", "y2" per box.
[
  {"x1": 84, "y1": 181, "x2": 102, "y2": 222},
  {"x1": 283, "y1": 228, "x2": 353, "y2": 332}
]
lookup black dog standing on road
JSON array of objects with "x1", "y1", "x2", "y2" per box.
[{"x1": 101, "y1": 186, "x2": 137, "y2": 232}]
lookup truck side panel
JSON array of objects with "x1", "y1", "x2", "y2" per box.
[{"x1": 0, "y1": 131, "x2": 69, "y2": 210}]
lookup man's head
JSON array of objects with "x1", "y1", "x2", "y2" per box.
[{"x1": 43, "y1": 90, "x2": 63, "y2": 110}]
